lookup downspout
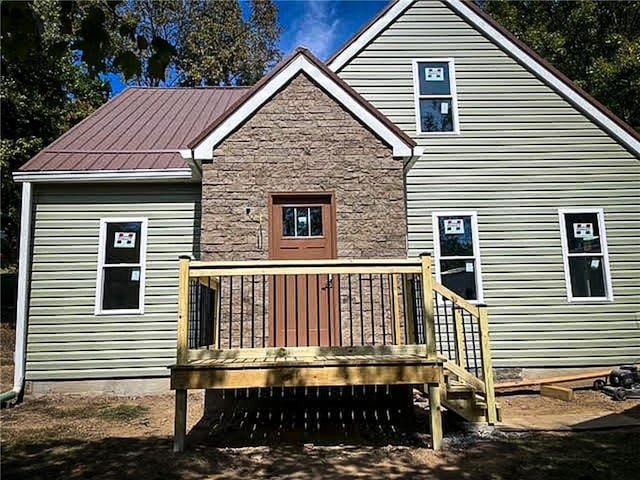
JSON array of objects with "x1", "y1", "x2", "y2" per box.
[{"x1": 1, "y1": 181, "x2": 32, "y2": 404}]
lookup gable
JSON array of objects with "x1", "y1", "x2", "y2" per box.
[
  {"x1": 188, "y1": 49, "x2": 419, "y2": 160},
  {"x1": 329, "y1": 0, "x2": 640, "y2": 157}
]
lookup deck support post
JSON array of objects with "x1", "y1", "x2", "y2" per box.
[
  {"x1": 177, "y1": 256, "x2": 191, "y2": 365},
  {"x1": 428, "y1": 382, "x2": 443, "y2": 450},
  {"x1": 173, "y1": 389, "x2": 188, "y2": 452},
  {"x1": 419, "y1": 253, "x2": 436, "y2": 359},
  {"x1": 478, "y1": 305, "x2": 498, "y2": 424}
]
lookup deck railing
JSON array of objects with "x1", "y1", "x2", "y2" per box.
[{"x1": 176, "y1": 253, "x2": 496, "y2": 422}]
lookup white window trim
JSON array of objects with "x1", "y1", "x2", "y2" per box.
[
  {"x1": 95, "y1": 217, "x2": 148, "y2": 315},
  {"x1": 412, "y1": 58, "x2": 461, "y2": 135},
  {"x1": 558, "y1": 208, "x2": 613, "y2": 303},
  {"x1": 432, "y1": 211, "x2": 484, "y2": 303}
]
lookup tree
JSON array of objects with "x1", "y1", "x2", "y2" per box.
[
  {"x1": 480, "y1": 0, "x2": 640, "y2": 129},
  {"x1": 114, "y1": 0, "x2": 282, "y2": 86},
  {"x1": 1, "y1": 0, "x2": 283, "y2": 266},
  {"x1": 1, "y1": 0, "x2": 111, "y2": 267}
]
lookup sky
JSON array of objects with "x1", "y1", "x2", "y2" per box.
[
  {"x1": 110, "y1": 0, "x2": 389, "y2": 94},
  {"x1": 276, "y1": 0, "x2": 388, "y2": 62}
]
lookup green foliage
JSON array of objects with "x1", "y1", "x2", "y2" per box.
[
  {"x1": 1, "y1": 0, "x2": 111, "y2": 266},
  {"x1": 115, "y1": 0, "x2": 282, "y2": 86},
  {"x1": 0, "y1": 0, "x2": 282, "y2": 265},
  {"x1": 481, "y1": 0, "x2": 640, "y2": 129}
]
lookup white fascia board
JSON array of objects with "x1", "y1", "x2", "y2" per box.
[
  {"x1": 328, "y1": 0, "x2": 413, "y2": 72},
  {"x1": 179, "y1": 149, "x2": 202, "y2": 179},
  {"x1": 13, "y1": 168, "x2": 194, "y2": 183},
  {"x1": 192, "y1": 55, "x2": 414, "y2": 159},
  {"x1": 448, "y1": 0, "x2": 640, "y2": 156}
]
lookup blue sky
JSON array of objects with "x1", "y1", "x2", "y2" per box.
[
  {"x1": 276, "y1": 0, "x2": 388, "y2": 61},
  {"x1": 110, "y1": 0, "x2": 388, "y2": 94}
]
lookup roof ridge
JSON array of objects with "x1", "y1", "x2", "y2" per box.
[{"x1": 125, "y1": 86, "x2": 251, "y2": 90}]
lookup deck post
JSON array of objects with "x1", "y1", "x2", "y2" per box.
[
  {"x1": 173, "y1": 389, "x2": 188, "y2": 452},
  {"x1": 419, "y1": 253, "x2": 437, "y2": 359},
  {"x1": 177, "y1": 256, "x2": 191, "y2": 365},
  {"x1": 428, "y1": 382, "x2": 443, "y2": 450},
  {"x1": 478, "y1": 304, "x2": 498, "y2": 424}
]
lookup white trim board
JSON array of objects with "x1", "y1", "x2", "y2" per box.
[
  {"x1": 557, "y1": 208, "x2": 614, "y2": 303},
  {"x1": 191, "y1": 53, "x2": 419, "y2": 159},
  {"x1": 328, "y1": 0, "x2": 640, "y2": 157},
  {"x1": 13, "y1": 169, "x2": 194, "y2": 183},
  {"x1": 95, "y1": 217, "x2": 149, "y2": 316},
  {"x1": 432, "y1": 210, "x2": 484, "y2": 304}
]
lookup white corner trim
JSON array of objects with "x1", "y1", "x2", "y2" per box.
[
  {"x1": 328, "y1": 0, "x2": 414, "y2": 72},
  {"x1": 413, "y1": 146, "x2": 424, "y2": 156},
  {"x1": 95, "y1": 217, "x2": 148, "y2": 316},
  {"x1": 11, "y1": 182, "x2": 32, "y2": 398},
  {"x1": 412, "y1": 58, "x2": 460, "y2": 135},
  {"x1": 557, "y1": 208, "x2": 614, "y2": 303},
  {"x1": 191, "y1": 55, "x2": 414, "y2": 159},
  {"x1": 179, "y1": 149, "x2": 202, "y2": 179},
  {"x1": 432, "y1": 210, "x2": 484, "y2": 303},
  {"x1": 446, "y1": 0, "x2": 640, "y2": 156},
  {"x1": 13, "y1": 168, "x2": 194, "y2": 183}
]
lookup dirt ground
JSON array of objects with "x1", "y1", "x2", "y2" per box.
[{"x1": 2, "y1": 323, "x2": 639, "y2": 479}]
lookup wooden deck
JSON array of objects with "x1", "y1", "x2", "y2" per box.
[
  {"x1": 170, "y1": 255, "x2": 498, "y2": 453},
  {"x1": 170, "y1": 351, "x2": 444, "y2": 390}
]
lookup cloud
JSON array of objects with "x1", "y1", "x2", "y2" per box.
[{"x1": 293, "y1": 1, "x2": 341, "y2": 60}]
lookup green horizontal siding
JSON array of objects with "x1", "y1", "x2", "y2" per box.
[
  {"x1": 26, "y1": 183, "x2": 200, "y2": 381},
  {"x1": 338, "y1": 0, "x2": 640, "y2": 368}
]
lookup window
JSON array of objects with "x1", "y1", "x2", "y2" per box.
[
  {"x1": 433, "y1": 212, "x2": 483, "y2": 301},
  {"x1": 95, "y1": 218, "x2": 148, "y2": 314},
  {"x1": 413, "y1": 59, "x2": 459, "y2": 134},
  {"x1": 282, "y1": 206, "x2": 323, "y2": 238},
  {"x1": 558, "y1": 209, "x2": 613, "y2": 302}
]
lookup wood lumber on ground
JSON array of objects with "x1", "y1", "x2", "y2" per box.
[
  {"x1": 540, "y1": 384, "x2": 575, "y2": 401},
  {"x1": 495, "y1": 369, "x2": 611, "y2": 390}
]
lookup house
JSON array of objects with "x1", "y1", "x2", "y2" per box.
[{"x1": 7, "y1": 0, "x2": 639, "y2": 424}]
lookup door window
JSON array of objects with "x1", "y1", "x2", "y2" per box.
[{"x1": 282, "y1": 206, "x2": 323, "y2": 237}]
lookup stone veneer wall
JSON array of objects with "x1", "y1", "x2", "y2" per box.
[
  {"x1": 201, "y1": 72, "x2": 407, "y2": 347},
  {"x1": 201, "y1": 72, "x2": 406, "y2": 261}
]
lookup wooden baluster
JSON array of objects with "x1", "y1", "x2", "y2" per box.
[
  {"x1": 392, "y1": 274, "x2": 402, "y2": 345},
  {"x1": 478, "y1": 304, "x2": 497, "y2": 424},
  {"x1": 403, "y1": 275, "x2": 416, "y2": 344},
  {"x1": 454, "y1": 307, "x2": 466, "y2": 368}
]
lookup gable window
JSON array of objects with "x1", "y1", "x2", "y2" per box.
[
  {"x1": 558, "y1": 209, "x2": 613, "y2": 302},
  {"x1": 413, "y1": 59, "x2": 459, "y2": 134},
  {"x1": 95, "y1": 218, "x2": 148, "y2": 314},
  {"x1": 433, "y1": 212, "x2": 483, "y2": 301}
]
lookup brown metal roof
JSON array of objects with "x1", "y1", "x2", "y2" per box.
[{"x1": 20, "y1": 87, "x2": 248, "y2": 171}]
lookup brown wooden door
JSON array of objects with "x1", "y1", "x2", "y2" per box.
[{"x1": 269, "y1": 194, "x2": 338, "y2": 347}]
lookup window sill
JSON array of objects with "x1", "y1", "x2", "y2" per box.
[
  {"x1": 567, "y1": 298, "x2": 614, "y2": 305},
  {"x1": 95, "y1": 308, "x2": 145, "y2": 316},
  {"x1": 416, "y1": 131, "x2": 461, "y2": 137}
]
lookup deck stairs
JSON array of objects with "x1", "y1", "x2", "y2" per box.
[{"x1": 441, "y1": 362, "x2": 501, "y2": 423}]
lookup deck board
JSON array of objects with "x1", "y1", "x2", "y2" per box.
[{"x1": 170, "y1": 353, "x2": 443, "y2": 390}]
